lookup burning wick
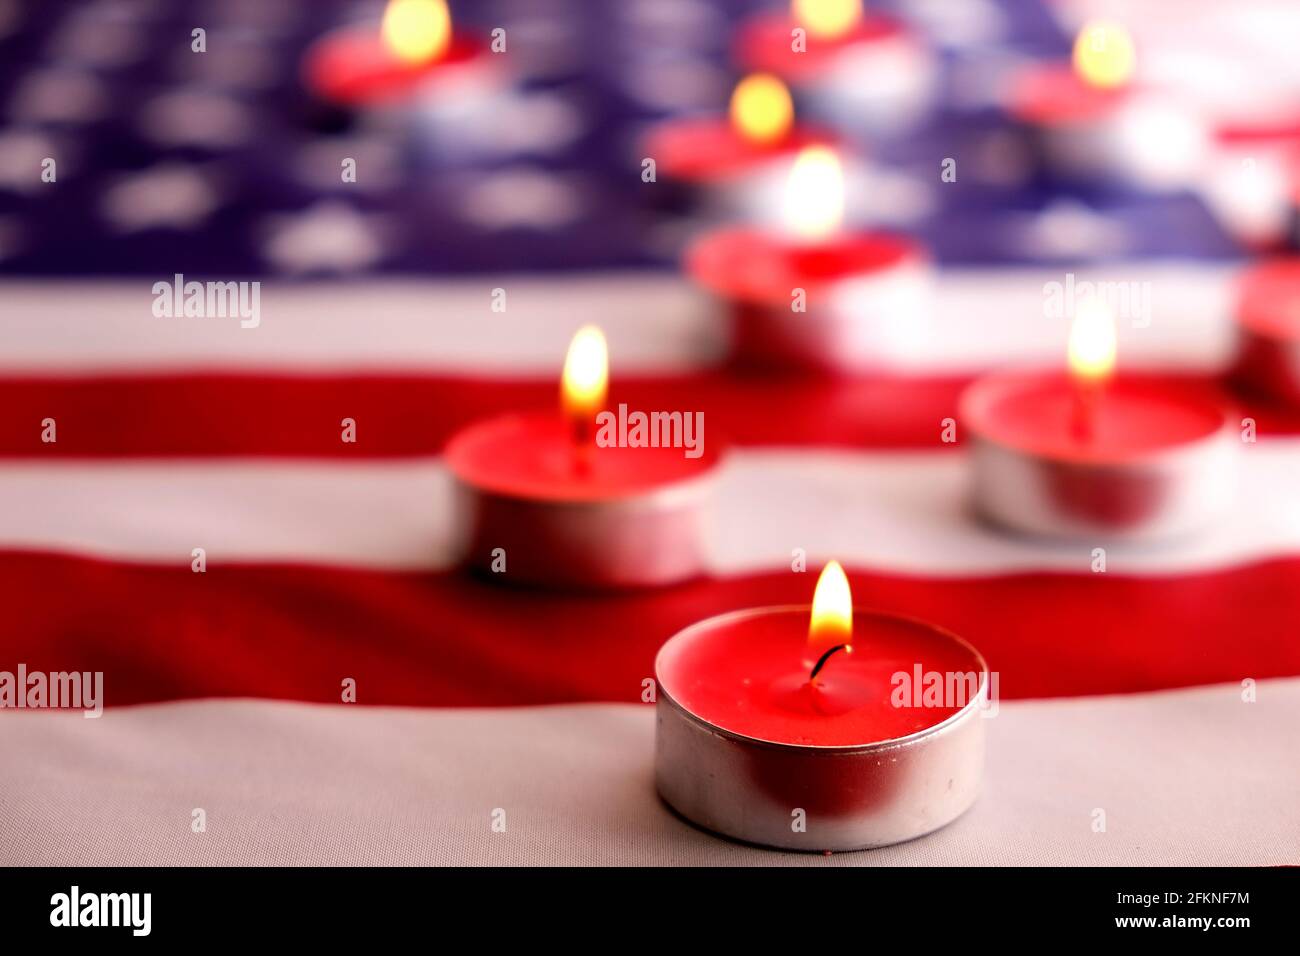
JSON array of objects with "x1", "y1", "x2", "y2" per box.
[
  {"x1": 809, "y1": 642, "x2": 853, "y2": 682},
  {"x1": 808, "y1": 560, "x2": 853, "y2": 685},
  {"x1": 561, "y1": 325, "x2": 609, "y2": 467},
  {"x1": 1067, "y1": 300, "x2": 1117, "y2": 443}
]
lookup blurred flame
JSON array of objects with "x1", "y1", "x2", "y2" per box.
[
  {"x1": 793, "y1": 0, "x2": 862, "y2": 40},
  {"x1": 810, "y1": 560, "x2": 853, "y2": 645},
  {"x1": 561, "y1": 325, "x2": 608, "y2": 424},
  {"x1": 382, "y1": 0, "x2": 452, "y2": 65},
  {"x1": 730, "y1": 73, "x2": 794, "y2": 145},
  {"x1": 783, "y1": 145, "x2": 844, "y2": 241},
  {"x1": 1068, "y1": 299, "x2": 1117, "y2": 383},
  {"x1": 1072, "y1": 20, "x2": 1135, "y2": 90}
]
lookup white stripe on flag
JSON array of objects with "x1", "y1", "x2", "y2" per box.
[
  {"x1": 2, "y1": 679, "x2": 1295, "y2": 865},
  {"x1": 2, "y1": 442, "x2": 1297, "y2": 575},
  {"x1": 0, "y1": 265, "x2": 1236, "y2": 374}
]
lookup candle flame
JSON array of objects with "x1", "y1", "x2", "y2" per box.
[
  {"x1": 561, "y1": 325, "x2": 609, "y2": 426},
  {"x1": 783, "y1": 145, "x2": 844, "y2": 242},
  {"x1": 792, "y1": 0, "x2": 862, "y2": 40},
  {"x1": 382, "y1": 0, "x2": 452, "y2": 65},
  {"x1": 730, "y1": 73, "x2": 794, "y2": 146},
  {"x1": 1072, "y1": 20, "x2": 1135, "y2": 90},
  {"x1": 809, "y1": 560, "x2": 853, "y2": 646},
  {"x1": 1068, "y1": 299, "x2": 1117, "y2": 384}
]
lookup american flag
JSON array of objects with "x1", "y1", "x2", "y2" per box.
[{"x1": 0, "y1": 0, "x2": 1297, "y2": 866}]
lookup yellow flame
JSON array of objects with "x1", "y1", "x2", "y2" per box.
[
  {"x1": 1072, "y1": 20, "x2": 1135, "y2": 90},
  {"x1": 783, "y1": 145, "x2": 844, "y2": 241},
  {"x1": 792, "y1": 0, "x2": 862, "y2": 40},
  {"x1": 730, "y1": 73, "x2": 794, "y2": 146},
  {"x1": 1068, "y1": 299, "x2": 1117, "y2": 383},
  {"x1": 810, "y1": 560, "x2": 853, "y2": 645},
  {"x1": 561, "y1": 325, "x2": 609, "y2": 423},
  {"x1": 382, "y1": 0, "x2": 452, "y2": 65}
]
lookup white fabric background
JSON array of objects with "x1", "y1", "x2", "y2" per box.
[{"x1": 3, "y1": 679, "x2": 1296, "y2": 866}]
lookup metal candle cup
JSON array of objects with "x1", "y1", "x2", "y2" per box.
[
  {"x1": 734, "y1": 14, "x2": 937, "y2": 134},
  {"x1": 642, "y1": 118, "x2": 835, "y2": 224},
  {"x1": 445, "y1": 412, "x2": 722, "y2": 589},
  {"x1": 960, "y1": 373, "x2": 1237, "y2": 541},
  {"x1": 655, "y1": 606, "x2": 988, "y2": 852},
  {"x1": 300, "y1": 9, "x2": 502, "y2": 161},
  {"x1": 686, "y1": 227, "x2": 931, "y2": 373},
  {"x1": 1007, "y1": 65, "x2": 1204, "y2": 191}
]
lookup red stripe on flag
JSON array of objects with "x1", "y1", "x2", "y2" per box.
[
  {"x1": 0, "y1": 371, "x2": 1286, "y2": 457},
  {"x1": 2, "y1": 550, "x2": 1294, "y2": 707}
]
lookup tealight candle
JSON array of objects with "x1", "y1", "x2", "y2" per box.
[
  {"x1": 686, "y1": 145, "x2": 931, "y2": 372},
  {"x1": 655, "y1": 562, "x2": 987, "y2": 851},
  {"x1": 643, "y1": 73, "x2": 836, "y2": 222},
  {"x1": 301, "y1": 0, "x2": 497, "y2": 122},
  {"x1": 961, "y1": 302, "x2": 1237, "y2": 540},
  {"x1": 734, "y1": 0, "x2": 936, "y2": 134},
  {"x1": 1008, "y1": 21, "x2": 1204, "y2": 190},
  {"x1": 1233, "y1": 258, "x2": 1300, "y2": 405},
  {"x1": 446, "y1": 327, "x2": 722, "y2": 589}
]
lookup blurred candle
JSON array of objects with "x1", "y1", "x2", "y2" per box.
[
  {"x1": 1008, "y1": 20, "x2": 1205, "y2": 190},
  {"x1": 686, "y1": 144, "x2": 930, "y2": 372},
  {"x1": 445, "y1": 327, "x2": 723, "y2": 589},
  {"x1": 961, "y1": 305, "x2": 1236, "y2": 540},
  {"x1": 655, "y1": 560, "x2": 988, "y2": 850}
]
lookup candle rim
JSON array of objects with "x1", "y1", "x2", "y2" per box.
[
  {"x1": 959, "y1": 370, "x2": 1236, "y2": 465},
  {"x1": 445, "y1": 410, "x2": 726, "y2": 503},
  {"x1": 643, "y1": 119, "x2": 835, "y2": 184},
  {"x1": 655, "y1": 604, "x2": 988, "y2": 753},
  {"x1": 734, "y1": 11, "x2": 908, "y2": 78},
  {"x1": 301, "y1": 24, "x2": 489, "y2": 108},
  {"x1": 685, "y1": 226, "x2": 924, "y2": 306}
]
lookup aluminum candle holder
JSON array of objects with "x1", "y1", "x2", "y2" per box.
[{"x1": 655, "y1": 607, "x2": 988, "y2": 852}]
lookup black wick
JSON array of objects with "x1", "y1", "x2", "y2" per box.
[{"x1": 809, "y1": 643, "x2": 853, "y2": 682}]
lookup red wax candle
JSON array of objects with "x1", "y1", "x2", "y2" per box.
[
  {"x1": 446, "y1": 327, "x2": 722, "y2": 589},
  {"x1": 1233, "y1": 258, "x2": 1300, "y2": 405},
  {"x1": 686, "y1": 145, "x2": 930, "y2": 372},
  {"x1": 961, "y1": 306, "x2": 1236, "y2": 540},
  {"x1": 734, "y1": 4, "x2": 935, "y2": 133},
  {"x1": 655, "y1": 563, "x2": 987, "y2": 851},
  {"x1": 301, "y1": 0, "x2": 493, "y2": 109},
  {"x1": 645, "y1": 73, "x2": 831, "y2": 187},
  {"x1": 1007, "y1": 22, "x2": 1204, "y2": 189}
]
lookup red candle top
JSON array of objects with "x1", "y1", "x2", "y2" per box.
[
  {"x1": 657, "y1": 606, "x2": 984, "y2": 748},
  {"x1": 302, "y1": 0, "x2": 485, "y2": 107},
  {"x1": 646, "y1": 119, "x2": 832, "y2": 184},
  {"x1": 647, "y1": 72, "x2": 838, "y2": 184},
  {"x1": 686, "y1": 227, "x2": 922, "y2": 306},
  {"x1": 735, "y1": 13, "x2": 907, "y2": 79},
  {"x1": 961, "y1": 372, "x2": 1231, "y2": 462},
  {"x1": 445, "y1": 412, "x2": 720, "y2": 501},
  {"x1": 446, "y1": 325, "x2": 720, "y2": 502},
  {"x1": 1009, "y1": 20, "x2": 1138, "y2": 125},
  {"x1": 1237, "y1": 259, "x2": 1300, "y2": 339}
]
